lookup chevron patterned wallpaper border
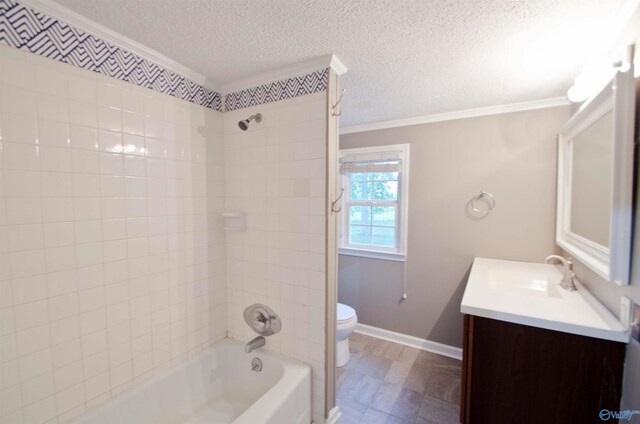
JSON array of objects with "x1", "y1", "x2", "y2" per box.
[
  {"x1": 0, "y1": 0, "x2": 329, "y2": 113},
  {"x1": 0, "y1": 0, "x2": 223, "y2": 110},
  {"x1": 224, "y1": 68, "x2": 329, "y2": 111}
]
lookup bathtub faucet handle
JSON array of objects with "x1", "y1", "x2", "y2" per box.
[
  {"x1": 255, "y1": 312, "x2": 267, "y2": 324},
  {"x1": 243, "y1": 304, "x2": 282, "y2": 337}
]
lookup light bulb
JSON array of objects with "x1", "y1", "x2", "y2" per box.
[
  {"x1": 567, "y1": 61, "x2": 615, "y2": 103},
  {"x1": 567, "y1": 84, "x2": 589, "y2": 103}
]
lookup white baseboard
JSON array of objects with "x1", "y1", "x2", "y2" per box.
[
  {"x1": 354, "y1": 323, "x2": 463, "y2": 360},
  {"x1": 325, "y1": 406, "x2": 341, "y2": 424}
]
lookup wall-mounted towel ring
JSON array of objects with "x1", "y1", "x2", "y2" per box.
[
  {"x1": 471, "y1": 191, "x2": 496, "y2": 215},
  {"x1": 331, "y1": 188, "x2": 345, "y2": 213}
]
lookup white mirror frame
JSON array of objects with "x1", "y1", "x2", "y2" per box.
[{"x1": 556, "y1": 68, "x2": 635, "y2": 285}]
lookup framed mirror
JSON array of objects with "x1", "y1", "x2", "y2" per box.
[{"x1": 556, "y1": 68, "x2": 635, "y2": 285}]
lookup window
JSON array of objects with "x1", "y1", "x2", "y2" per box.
[{"x1": 339, "y1": 144, "x2": 409, "y2": 261}]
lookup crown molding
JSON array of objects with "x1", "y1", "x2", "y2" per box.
[
  {"x1": 17, "y1": 0, "x2": 347, "y2": 95},
  {"x1": 19, "y1": 0, "x2": 216, "y2": 89},
  {"x1": 220, "y1": 54, "x2": 347, "y2": 94},
  {"x1": 329, "y1": 54, "x2": 348, "y2": 75},
  {"x1": 340, "y1": 97, "x2": 570, "y2": 134}
]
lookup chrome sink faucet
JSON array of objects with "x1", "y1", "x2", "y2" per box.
[
  {"x1": 245, "y1": 336, "x2": 265, "y2": 353},
  {"x1": 544, "y1": 255, "x2": 577, "y2": 291}
]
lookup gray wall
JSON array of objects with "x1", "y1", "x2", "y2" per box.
[{"x1": 339, "y1": 106, "x2": 570, "y2": 348}]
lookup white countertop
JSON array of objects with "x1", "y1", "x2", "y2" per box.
[{"x1": 460, "y1": 258, "x2": 628, "y2": 343}]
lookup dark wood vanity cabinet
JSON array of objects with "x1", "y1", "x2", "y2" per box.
[{"x1": 460, "y1": 315, "x2": 626, "y2": 424}]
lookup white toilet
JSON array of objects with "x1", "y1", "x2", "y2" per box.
[{"x1": 336, "y1": 303, "x2": 358, "y2": 367}]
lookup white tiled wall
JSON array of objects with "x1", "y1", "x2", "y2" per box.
[
  {"x1": 0, "y1": 46, "x2": 226, "y2": 423},
  {"x1": 0, "y1": 43, "x2": 330, "y2": 424},
  {"x1": 222, "y1": 94, "x2": 327, "y2": 424}
]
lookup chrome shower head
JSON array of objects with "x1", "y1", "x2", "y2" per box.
[
  {"x1": 238, "y1": 113, "x2": 262, "y2": 131},
  {"x1": 238, "y1": 120, "x2": 249, "y2": 131}
]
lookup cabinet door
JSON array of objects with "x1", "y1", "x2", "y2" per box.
[
  {"x1": 460, "y1": 314, "x2": 472, "y2": 424},
  {"x1": 465, "y1": 316, "x2": 625, "y2": 424}
]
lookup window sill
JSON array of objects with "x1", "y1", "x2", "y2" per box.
[{"x1": 338, "y1": 247, "x2": 406, "y2": 262}]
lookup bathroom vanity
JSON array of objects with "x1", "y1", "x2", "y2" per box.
[{"x1": 460, "y1": 258, "x2": 627, "y2": 424}]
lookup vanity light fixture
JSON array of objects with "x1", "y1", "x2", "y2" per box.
[
  {"x1": 566, "y1": 61, "x2": 616, "y2": 103},
  {"x1": 568, "y1": 45, "x2": 635, "y2": 103}
]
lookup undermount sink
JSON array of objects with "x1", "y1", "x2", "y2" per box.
[
  {"x1": 461, "y1": 258, "x2": 628, "y2": 342},
  {"x1": 487, "y1": 269, "x2": 561, "y2": 298}
]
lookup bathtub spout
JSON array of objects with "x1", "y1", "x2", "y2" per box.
[{"x1": 245, "y1": 336, "x2": 265, "y2": 353}]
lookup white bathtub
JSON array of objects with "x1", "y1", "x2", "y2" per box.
[{"x1": 71, "y1": 339, "x2": 311, "y2": 424}]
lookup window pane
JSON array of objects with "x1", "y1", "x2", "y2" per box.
[
  {"x1": 350, "y1": 172, "x2": 370, "y2": 182},
  {"x1": 351, "y1": 181, "x2": 372, "y2": 200},
  {"x1": 349, "y1": 225, "x2": 371, "y2": 245},
  {"x1": 373, "y1": 172, "x2": 398, "y2": 181},
  {"x1": 373, "y1": 180, "x2": 398, "y2": 200},
  {"x1": 372, "y1": 227, "x2": 395, "y2": 247},
  {"x1": 349, "y1": 206, "x2": 371, "y2": 225},
  {"x1": 372, "y1": 206, "x2": 396, "y2": 226}
]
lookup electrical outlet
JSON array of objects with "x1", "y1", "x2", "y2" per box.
[{"x1": 621, "y1": 296, "x2": 631, "y2": 328}]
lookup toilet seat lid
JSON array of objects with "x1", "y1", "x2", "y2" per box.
[{"x1": 337, "y1": 303, "x2": 356, "y2": 322}]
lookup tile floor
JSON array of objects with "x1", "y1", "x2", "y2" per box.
[{"x1": 336, "y1": 333, "x2": 461, "y2": 424}]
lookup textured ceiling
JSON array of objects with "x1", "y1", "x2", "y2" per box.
[{"x1": 52, "y1": 0, "x2": 630, "y2": 127}]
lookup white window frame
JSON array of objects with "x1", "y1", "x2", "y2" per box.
[{"x1": 338, "y1": 144, "x2": 409, "y2": 262}]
